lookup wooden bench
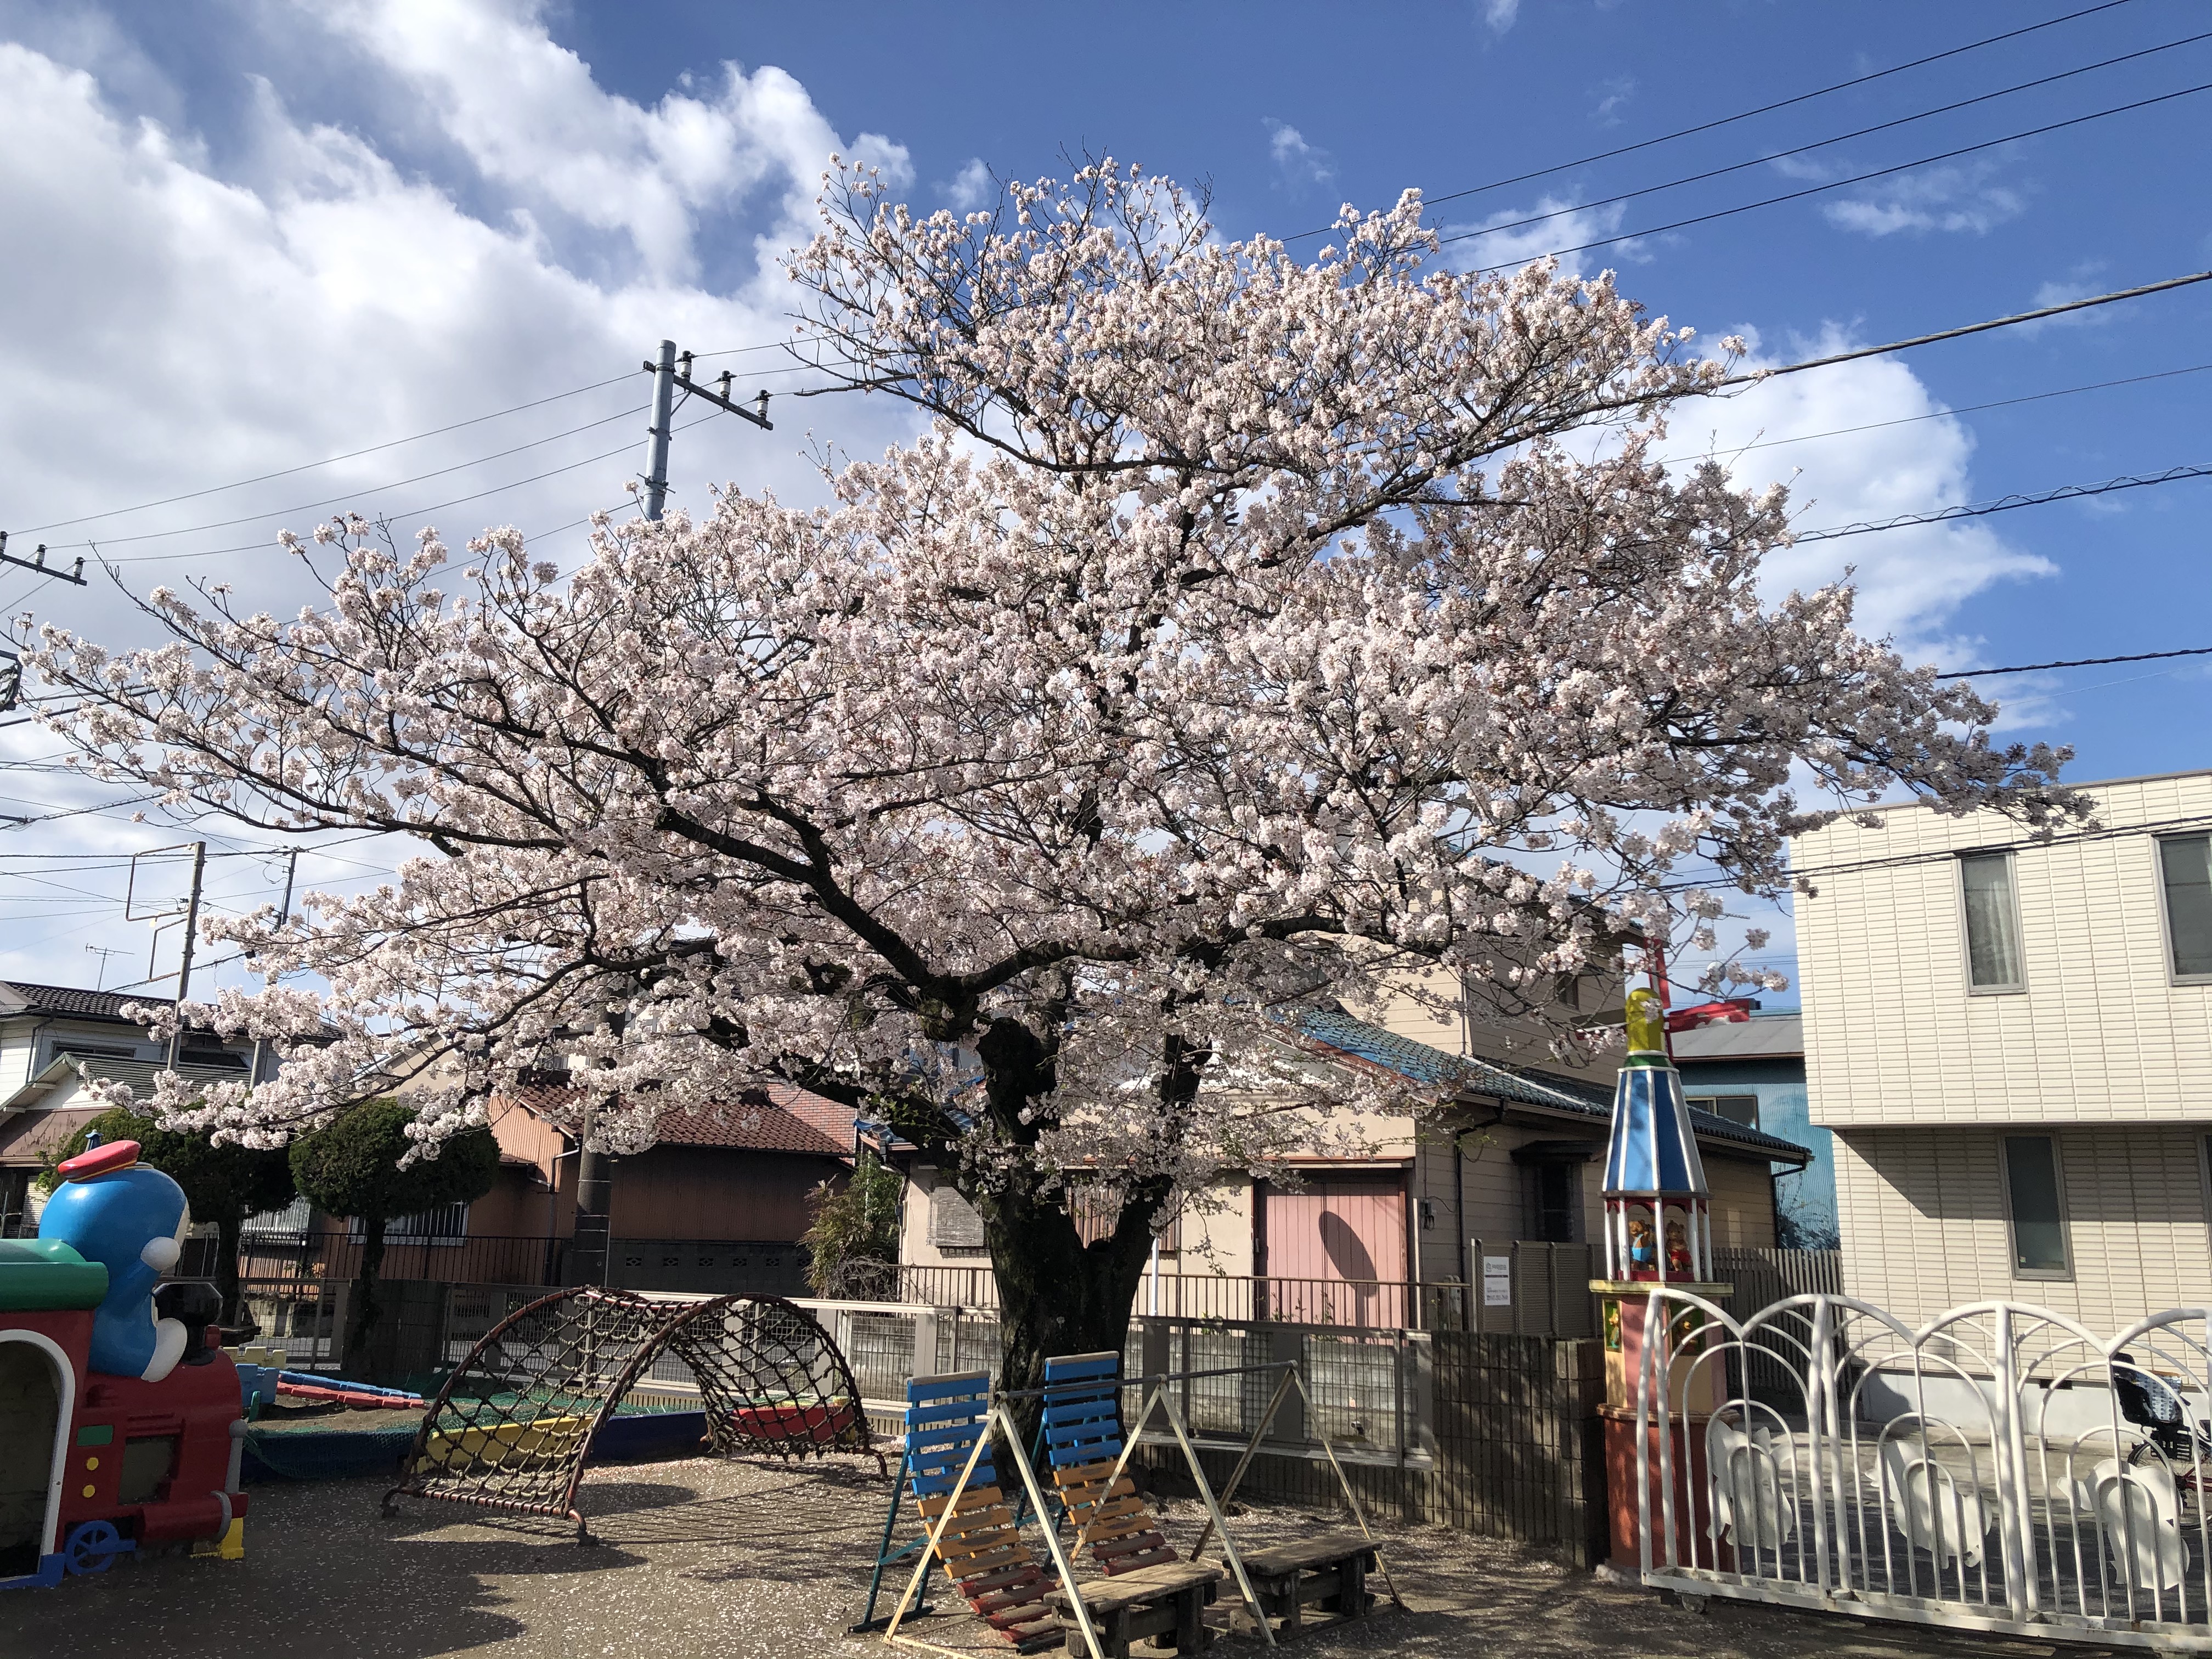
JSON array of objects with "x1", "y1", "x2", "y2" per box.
[
  {"x1": 1236, "y1": 1530, "x2": 1376, "y2": 1637},
  {"x1": 1048, "y1": 1558, "x2": 1223, "y2": 1656}
]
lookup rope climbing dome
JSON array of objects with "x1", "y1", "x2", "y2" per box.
[{"x1": 382, "y1": 1286, "x2": 878, "y2": 1537}]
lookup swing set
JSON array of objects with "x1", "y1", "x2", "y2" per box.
[{"x1": 856, "y1": 1351, "x2": 1401, "y2": 1657}]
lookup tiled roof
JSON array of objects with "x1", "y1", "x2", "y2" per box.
[
  {"x1": 500, "y1": 1079, "x2": 857, "y2": 1158},
  {"x1": 1294, "y1": 1006, "x2": 1812, "y2": 1163},
  {"x1": 1671, "y1": 1011, "x2": 1804, "y2": 1062},
  {"x1": 0, "y1": 980, "x2": 178, "y2": 1021}
]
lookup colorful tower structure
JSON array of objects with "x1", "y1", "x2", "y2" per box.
[
  {"x1": 1592, "y1": 988, "x2": 1730, "y2": 1568},
  {"x1": 1601, "y1": 989, "x2": 1713, "y2": 1284}
]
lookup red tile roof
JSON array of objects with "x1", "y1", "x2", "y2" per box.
[{"x1": 497, "y1": 1079, "x2": 856, "y2": 1158}]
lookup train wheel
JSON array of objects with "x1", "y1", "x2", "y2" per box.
[{"x1": 62, "y1": 1520, "x2": 129, "y2": 1575}]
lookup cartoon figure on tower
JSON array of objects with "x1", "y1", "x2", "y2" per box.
[{"x1": 0, "y1": 1135, "x2": 247, "y2": 1589}]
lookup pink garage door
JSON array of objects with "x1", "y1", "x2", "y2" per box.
[{"x1": 1257, "y1": 1173, "x2": 1407, "y2": 1327}]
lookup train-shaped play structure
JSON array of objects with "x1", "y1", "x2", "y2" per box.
[{"x1": 1, "y1": 1136, "x2": 247, "y2": 1589}]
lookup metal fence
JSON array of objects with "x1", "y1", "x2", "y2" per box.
[
  {"x1": 1632, "y1": 1288, "x2": 2212, "y2": 1646},
  {"x1": 239, "y1": 1229, "x2": 567, "y2": 1288},
  {"x1": 1425, "y1": 1242, "x2": 1600, "y2": 1338},
  {"x1": 883, "y1": 1262, "x2": 1430, "y2": 1327}
]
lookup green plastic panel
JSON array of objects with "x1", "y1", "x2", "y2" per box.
[{"x1": 0, "y1": 1238, "x2": 110, "y2": 1311}]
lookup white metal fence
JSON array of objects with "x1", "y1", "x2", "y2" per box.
[{"x1": 1632, "y1": 1289, "x2": 2212, "y2": 1647}]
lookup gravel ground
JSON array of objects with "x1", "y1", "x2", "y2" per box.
[{"x1": 0, "y1": 1452, "x2": 2134, "y2": 1659}]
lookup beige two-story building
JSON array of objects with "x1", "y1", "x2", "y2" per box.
[{"x1": 1793, "y1": 768, "x2": 2212, "y2": 1332}]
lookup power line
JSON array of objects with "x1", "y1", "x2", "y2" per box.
[
  {"x1": 38, "y1": 403, "x2": 652, "y2": 552},
  {"x1": 1705, "y1": 269, "x2": 2212, "y2": 392},
  {"x1": 1449, "y1": 80, "x2": 2212, "y2": 269},
  {"x1": 1939, "y1": 646, "x2": 2212, "y2": 679},
  {"x1": 1792, "y1": 461, "x2": 2212, "y2": 542},
  {"x1": 14, "y1": 370, "x2": 644, "y2": 535},
  {"x1": 1656, "y1": 359, "x2": 2212, "y2": 466},
  {"x1": 100, "y1": 414, "x2": 726, "y2": 568},
  {"x1": 1439, "y1": 31, "x2": 2212, "y2": 255},
  {"x1": 1285, "y1": 0, "x2": 2144, "y2": 238},
  {"x1": 1786, "y1": 810, "x2": 2212, "y2": 884}
]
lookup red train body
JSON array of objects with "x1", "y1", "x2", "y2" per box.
[{"x1": 1, "y1": 1248, "x2": 249, "y2": 1588}]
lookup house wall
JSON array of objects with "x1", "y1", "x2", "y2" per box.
[
  {"x1": 1350, "y1": 969, "x2": 1624, "y2": 1090},
  {"x1": 465, "y1": 1167, "x2": 558, "y2": 1238},
  {"x1": 1406, "y1": 1114, "x2": 1781, "y2": 1284},
  {"x1": 1705, "y1": 1155, "x2": 1780, "y2": 1252},
  {"x1": 1793, "y1": 771, "x2": 2212, "y2": 1127},
  {"x1": 605, "y1": 1146, "x2": 837, "y2": 1242},
  {"x1": 898, "y1": 1169, "x2": 1260, "y2": 1277},
  {"x1": 1832, "y1": 1124, "x2": 2212, "y2": 1334},
  {"x1": 1678, "y1": 1056, "x2": 1836, "y2": 1250}
]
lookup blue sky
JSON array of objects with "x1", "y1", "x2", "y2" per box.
[{"x1": 0, "y1": 0, "x2": 2203, "y2": 1001}]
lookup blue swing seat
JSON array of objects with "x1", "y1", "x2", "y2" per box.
[
  {"x1": 889, "y1": 1371, "x2": 1063, "y2": 1651},
  {"x1": 1041, "y1": 1351, "x2": 1176, "y2": 1576}
]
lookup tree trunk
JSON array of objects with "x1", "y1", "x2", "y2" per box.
[
  {"x1": 216, "y1": 1211, "x2": 245, "y2": 1329},
  {"x1": 348, "y1": 1214, "x2": 386, "y2": 1378},
  {"x1": 968, "y1": 1014, "x2": 1180, "y2": 1456},
  {"x1": 982, "y1": 1189, "x2": 1158, "y2": 1454}
]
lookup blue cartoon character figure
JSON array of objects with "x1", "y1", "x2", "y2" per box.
[{"x1": 39, "y1": 1135, "x2": 193, "y2": 1382}]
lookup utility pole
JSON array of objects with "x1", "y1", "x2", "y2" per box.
[
  {"x1": 639, "y1": 340, "x2": 773, "y2": 523},
  {"x1": 246, "y1": 849, "x2": 298, "y2": 1092},
  {"x1": 571, "y1": 1093, "x2": 610, "y2": 1289},
  {"x1": 0, "y1": 532, "x2": 88, "y2": 587},
  {"x1": 568, "y1": 340, "x2": 776, "y2": 1286},
  {"x1": 165, "y1": 840, "x2": 206, "y2": 1070}
]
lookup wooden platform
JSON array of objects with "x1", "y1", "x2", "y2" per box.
[
  {"x1": 1047, "y1": 1560, "x2": 1223, "y2": 1656},
  {"x1": 1237, "y1": 1530, "x2": 1377, "y2": 1637}
]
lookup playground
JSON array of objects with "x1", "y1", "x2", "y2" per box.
[
  {"x1": 0, "y1": 1136, "x2": 2159, "y2": 1657},
  {"x1": 0, "y1": 1452, "x2": 2133, "y2": 1659}
]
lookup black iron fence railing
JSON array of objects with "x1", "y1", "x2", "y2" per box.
[{"x1": 235, "y1": 1231, "x2": 567, "y2": 1289}]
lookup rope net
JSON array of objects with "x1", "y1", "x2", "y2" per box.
[{"x1": 385, "y1": 1286, "x2": 876, "y2": 1530}]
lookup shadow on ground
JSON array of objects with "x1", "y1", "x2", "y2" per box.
[{"x1": 0, "y1": 1453, "x2": 2134, "y2": 1659}]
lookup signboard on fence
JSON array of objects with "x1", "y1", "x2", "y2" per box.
[{"x1": 1482, "y1": 1254, "x2": 1512, "y2": 1307}]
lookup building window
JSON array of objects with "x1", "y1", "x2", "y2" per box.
[
  {"x1": 2159, "y1": 836, "x2": 2212, "y2": 980},
  {"x1": 1525, "y1": 1163, "x2": 1579, "y2": 1243},
  {"x1": 1688, "y1": 1094, "x2": 1759, "y2": 1129},
  {"x1": 2001, "y1": 1135, "x2": 2070, "y2": 1278},
  {"x1": 1961, "y1": 851, "x2": 2025, "y2": 991},
  {"x1": 927, "y1": 1183, "x2": 988, "y2": 1254},
  {"x1": 348, "y1": 1201, "x2": 468, "y2": 1244}
]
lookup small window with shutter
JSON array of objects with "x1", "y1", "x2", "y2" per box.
[{"x1": 928, "y1": 1184, "x2": 988, "y2": 1252}]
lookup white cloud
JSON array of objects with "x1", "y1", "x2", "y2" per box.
[
  {"x1": 1659, "y1": 327, "x2": 2053, "y2": 657},
  {"x1": 1481, "y1": 0, "x2": 1521, "y2": 33},
  {"x1": 314, "y1": 0, "x2": 909, "y2": 286},
  {"x1": 1821, "y1": 161, "x2": 2025, "y2": 238},
  {"x1": 945, "y1": 156, "x2": 993, "y2": 211},
  {"x1": 1265, "y1": 120, "x2": 1334, "y2": 192},
  {"x1": 0, "y1": 6, "x2": 928, "y2": 985},
  {"x1": 2015, "y1": 263, "x2": 2116, "y2": 337},
  {"x1": 1592, "y1": 76, "x2": 1635, "y2": 127},
  {"x1": 1440, "y1": 194, "x2": 1638, "y2": 275}
]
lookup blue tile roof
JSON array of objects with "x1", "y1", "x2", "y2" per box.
[{"x1": 1294, "y1": 1006, "x2": 1811, "y2": 1164}]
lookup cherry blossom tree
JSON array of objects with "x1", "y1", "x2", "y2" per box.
[{"x1": 26, "y1": 162, "x2": 2083, "y2": 1402}]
